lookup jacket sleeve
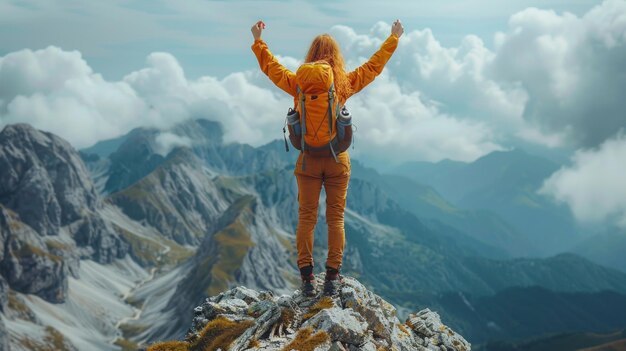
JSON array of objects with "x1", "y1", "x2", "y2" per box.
[
  {"x1": 251, "y1": 39, "x2": 298, "y2": 97},
  {"x1": 347, "y1": 34, "x2": 399, "y2": 96}
]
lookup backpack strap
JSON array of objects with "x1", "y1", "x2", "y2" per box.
[
  {"x1": 297, "y1": 85, "x2": 306, "y2": 170},
  {"x1": 327, "y1": 84, "x2": 339, "y2": 163}
]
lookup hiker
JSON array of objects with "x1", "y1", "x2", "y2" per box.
[{"x1": 251, "y1": 20, "x2": 403, "y2": 296}]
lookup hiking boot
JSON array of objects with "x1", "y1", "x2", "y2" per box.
[
  {"x1": 300, "y1": 265, "x2": 317, "y2": 297},
  {"x1": 301, "y1": 275, "x2": 317, "y2": 297},
  {"x1": 323, "y1": 267, "x2": 343, "y2": 296}
]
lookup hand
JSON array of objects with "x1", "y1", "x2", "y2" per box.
[
  {"x1": 251, "y1": 20, "x2": 265, "y2": 41},
  {"x1": 391, "y1": 19, "x2": 404, "y2": 38}
]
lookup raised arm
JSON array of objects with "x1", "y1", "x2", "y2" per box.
[
  {"x1": 250, "y1": 21, "x2": 297, "y2": 97},
  {"x1": 347, "y1": 20, "x2": 404, "y2": 97}
]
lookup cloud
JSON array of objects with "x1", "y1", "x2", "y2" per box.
[
  {"x1": 0, "y1": 46, "x2": 293, "y2": 150},
  {"x1": 0, "y1": 47, "x2": 151, "y2": 148},
  {"x1": 1, "y1": 0, "x2": 625, "y2": 166},
  {"x1": 155, "y1": 132, "x2": 192, "y2": 157},
  {"x1": 329, "y1": 23, "x2": 529, "y2": 143},
  {"x1": 0, "y1": 40, "x2": 501, "y2": 162},
  {"x1": 490, "y1": 0, "x2": 626, "y2": 148},
  {"x1": 340, "y1": 72, "x2": 504, "y2": 163},
  {"x1": 329, "y1": 0, "x2": 626, "y2": 151},
  {"x1": 540, "y1": 133, "x2": 626, "y2": 228}
]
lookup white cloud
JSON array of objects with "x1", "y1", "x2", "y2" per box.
[
  {"x1": 1, "y1": 0, "x2": 625, "y2": 166},
  {"x1": 0, "y1": 47, "x2": 150, "y2": 148},
  {"x1": 0, "y1": 46, "x2": 292, "y2": 150},
  {"x1": 0, "y1": 43, "x2": 501, "y2": 162},
  {"x1": 540, "y1": 133, "x2": 626, "y2": 227},
  {"x1": 490, "y1": 0, "x2": 626, "y2": 148},
  {"x1": 343, "y1": 73, "x2": 504, "y2": 162},
  {"x1": 0, "y1": 47, "x2": 92, "y2": 103},
  {"x1": 330, "y1": 23, "x2": 529, "y2": 140},
  {"x1": 155, "y1": 132, "x2": 192, "y2": 156}
]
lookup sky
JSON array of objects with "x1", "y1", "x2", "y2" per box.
[{"x1": 1, "y1": 0, "x2": 626, "y2": 228}]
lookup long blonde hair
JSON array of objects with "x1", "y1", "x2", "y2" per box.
[{"x1": 304, "y1": 34, "x2": 352, "y2": 101}]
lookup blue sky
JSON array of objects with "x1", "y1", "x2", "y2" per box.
[
  {"x1": 0, "y1": 0, "x2": 602, "y2": 79},
  {"x1": 1, "y1": 0, "x2": 626, "y2": 227}
]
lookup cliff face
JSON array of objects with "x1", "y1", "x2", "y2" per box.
[
  {"x1": 0, "y1": 124, "x2": 131, "y2": 350},
  {"x1": 0, "y1": 124, "x2": 128, "y2": 304},
  {"x1": 147, "y1": 275, "x2": 471, "y2": 351}
]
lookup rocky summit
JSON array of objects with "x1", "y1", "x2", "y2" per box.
[{"x1": 146, "y1": 274, "x2": 470, "y2": 351}]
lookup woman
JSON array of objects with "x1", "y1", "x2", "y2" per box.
[{"x1": 251, "y1": 19, "x2": 403, "y2": 296}]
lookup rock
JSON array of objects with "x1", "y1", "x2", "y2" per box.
[
  {"x1": 0, "y1": 124, "x2": 98, "y2": 235},
  {"x1": 1, "y1": 233, "x2": 68, "y2": 303},
  {"x1": 338, "y1": 276, "x2": 424, "y2": 350},
  {"x1": 0, "y1": 316, "x2": 10, "y2": 351},
  {"x1": 163, "y1": 275, "x2": 470, "y2": 351},
  {"x1": 0, "y1": 275, "x2": 8, "y2": 313},
  {"x1": 303, "y1": 307, "x2": 368, "y2": 345},
  {"x1": 339, "y1": 276, "x2": 396, "y2": 340},
  {"x1": 0, "y1": 207, "x2": 68, "y2": 303},
  {"x1": 71, "y1": 214, "x2": 128, "y2": 264},
  {"x1": 248, "y1": 300, "x2": 277, "y2": 318},
  {"x1": 0, "y1": 123, "x2": 128, "y2": 266},
  {"x1": 347, "y1": 341, "x2": 377, "y2": 351},
  {"x1": 407, "y1": 309, "x2": 471, "y2": 351},
  {"x1": 215, "y1": 286, "x2": 261, "y2": 304},
  {"x1": 329, "y1": 341, "x2": 348, "y2": 351}
]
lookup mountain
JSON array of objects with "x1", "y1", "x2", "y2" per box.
[
  {"x1": 481, "y1": 328, "x2": 626, "y2": 351},
  {"x1": 569, "y1": 228, "x2": 626, "y2": 273},
  {"x1": 82, "y1": 119, "x2": 297, "y2": 195},
  {"x1": 351, "y1": 161, "x2": 535, "y2": 257},
  {"x1": 393, "y1": 158, "x2": 466, "y2": 189},
  {"x1": 146, "y1": 275, "x2": 471, "y2": 351},
  {"x1": 3, "y1": 122, "x2": 626, "y2": 350},
  {"x1": 392, "y1": 149, "x2": 581, "y2": 256},
  {"x1": 437, "y1": 287, "x2": 626, "y2": 347},
  {"x1": 122, "y1": 194, "x2": 295, "y2": 344},
  {"x1": 0, "y1": 123, "x2": 131, "y2": 350},
  {"x1": 109, "y1": 148, "x2": 229, "y2": 246}
]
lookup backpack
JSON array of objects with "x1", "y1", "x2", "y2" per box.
[{"x1": 283, "y1": 62, "x2": 353, "y2": 166}]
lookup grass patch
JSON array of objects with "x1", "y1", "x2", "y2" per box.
[
  {"x1": 18, "y1": 326, "x2": 74, "y2": 351},
  {"x1": 115, "y1": 226, "x2": 163, "y2": 266},
  {"x1": 162, "y1": 240, "x2": 195, "y2": 266},
  {"x1": 248, "y1": 337, "x2": 260, "y2": 348},
  {"x1": 146, "y1": 341, "x2": 189, "y2": 351},
  {"x1": 278, "y1": 308, "x2": 296, "y2": 326},
  {"x1": 281, "y1": 327, "x2": 329, "y2": 351},
  {"x1": 44, "y1": 240, "x2": 71, "y2": 251},
  {"x1": 8, "y1": 291, "x2": 36, "y2": 321},
  {"x1": 398, "y1": 323, "x2": 410, "y2": 335},
  {"x1": 15, "y1": 242, "x2": 63, "y2": 263},
  {"x1": 190, "y1": 316, "x2": 254, "y2": 351},
  {"x1": 207, "y1": 210, "x2": 255, "y2": 296},
  {"x1": 115, "y1": 225, "x2": 194, "y2": 267},
  {"x1": 302, "y1": 297, "x2": 335, "y2": 321}
]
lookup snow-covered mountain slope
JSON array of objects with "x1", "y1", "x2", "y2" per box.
[{"x1": 4, "y1": 257, "x2": 148, "y2": 351}]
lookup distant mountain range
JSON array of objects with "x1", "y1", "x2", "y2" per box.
[
  {"x1": 1, "y1": 120, "x2": 626, "y2": 350},
  {"x1": 392, "y1": 150, "x2": 582, "y2": 257}
]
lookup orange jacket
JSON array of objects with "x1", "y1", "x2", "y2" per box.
[{"x1": 251, "y1": 34, "x2": 399, "y2": 103}]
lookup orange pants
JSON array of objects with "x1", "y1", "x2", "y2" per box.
[{"x1": 294, "y1": 151, "x2": 351, "y2": 271}]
